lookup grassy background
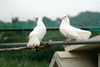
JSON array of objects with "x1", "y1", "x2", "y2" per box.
[
  {"x1": 0, "y1": 58, "x2": 49, "y2": 67},
  {"x1": 0, "y1": 30, "x2": 100, "y2": 67}
]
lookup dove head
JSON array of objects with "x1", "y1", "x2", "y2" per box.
[
  {"x1": 37, "y1": 17, "x2": 45, "y2": 26},
  {"x1": 62, "y1": 15, "x2": 70, "y2": 25},
  {"x1": 38, "y1": 17, "x2": 42, "y2": 20},
  {"x1": 37, "y1": 17, "x2": 42, "y2": 22},
  {"x1": 62, "y1": 15, "x2": 69, "y2": 19}
]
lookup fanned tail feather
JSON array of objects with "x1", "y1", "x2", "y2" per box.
[{"x1": 78, "y1": 30, "x2": 91, "y2": 40}]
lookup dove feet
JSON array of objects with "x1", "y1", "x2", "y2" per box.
[
  {"x1": 35, "y1": 46, "x2": 54, "y2": 51},
  {"x1": 63, "y1": 39, "x2": 71, "y2": 43}
]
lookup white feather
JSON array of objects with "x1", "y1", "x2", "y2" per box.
[
  {"x1": 27, "y1": 18, "x2": 46, "y2": 48},
  {"x1": 59, "y1": 15, "x2": 91, "y2": 41}
]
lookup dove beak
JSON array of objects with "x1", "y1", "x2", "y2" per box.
[{"x1": 32, "y1": 19, "x2": 37, "y2": 23}]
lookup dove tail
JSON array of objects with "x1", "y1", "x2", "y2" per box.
[
  {"x1": 77, "y1": 31, "x2": 91, "y2": 41},
  {"x1": 81, "y1": 31, "x2": 91, "y2": 40}
]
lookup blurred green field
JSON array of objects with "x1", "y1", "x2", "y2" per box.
[
  {"x1": 0, "y1": 58, "x2": 49, "y2": 67},
  {"x1": 0, "y1": 45, "x2": 64, "y2": 67},
  {"x1": 0, "y1": 30, "x2": 100, "y2": 67}
]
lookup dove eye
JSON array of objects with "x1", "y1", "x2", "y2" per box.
[{"x1": 63, "y1": 15, "x2": 66, "y2": 18}]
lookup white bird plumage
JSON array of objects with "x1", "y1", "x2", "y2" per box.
[
  {"x1": 59, "y1": 15, "x2": 91, "y2": 41},
  {"x1": 27, "y1": 18, "x2": 46, "y2": 48}
]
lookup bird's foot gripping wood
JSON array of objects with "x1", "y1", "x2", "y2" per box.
[
  {"x1": 34, "y1": 46, "x2": 54, "y2": 52},
  {"x1": 63, "y1": 39, "x2": 71, "y2": 43},
  {"x1": 34, "y1": 46, "x2": 40, "y2": 52}
]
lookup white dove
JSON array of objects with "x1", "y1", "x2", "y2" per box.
[
  {"x1": 27, "y1": 18, "x2": 46, "y2": 48},
  {"x1": 59, "y1": 15, "x2": 91, "y2": 42}
]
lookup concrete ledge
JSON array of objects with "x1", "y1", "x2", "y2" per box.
[
  {"x1": 49, "y1": 51, "x2": 98, "y2": 67},
  {"x1": 65, "y1": 35, "x2": 100, "y2": 52},
  {"x1": 49, "y1": 35, "x2": 100, "y2": 67}
]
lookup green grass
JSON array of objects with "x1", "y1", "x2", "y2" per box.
[
  {"x1": 0, "y1": 46, "x2": 64, "y2": 67},
  {"x1": 0, "y1": 58, "x2": 49, "y2": 67}
]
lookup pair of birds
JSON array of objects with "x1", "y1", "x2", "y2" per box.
[{"x1": 27, "y1": 15, "x2": 91, "y2": 48}]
